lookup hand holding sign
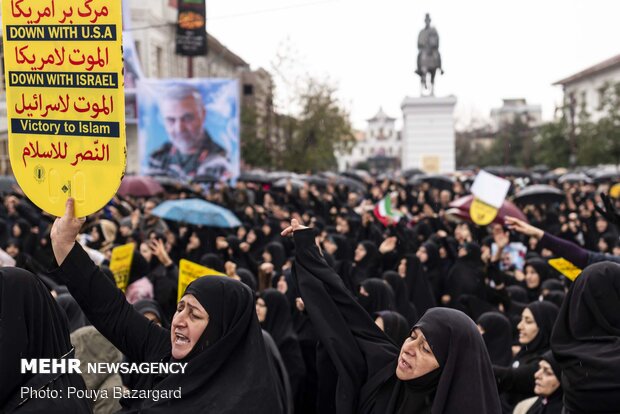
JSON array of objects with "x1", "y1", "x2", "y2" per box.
[
  {"x1": 51, "y1": 198, "x2": 86, "y2": 265},
  {"x1": 2, "y1": 0, "x2": 126, "y2": 217}
]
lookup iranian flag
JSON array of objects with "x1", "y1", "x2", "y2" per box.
[{"x1": 373, "y1": 195, "x2": 402, "y2": 226}]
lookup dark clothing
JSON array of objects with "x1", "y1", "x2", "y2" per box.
[
  {"x1": 524, "y1": 351, "x2": 563, "y2": 414},
  {"x1": 539, "y1": 231, "x2": 620, "y2": 268},
  {"x1": 551, "y1": 262, "x2": 620, "y2": 413},
  {"x1": 54, "y1": 243, "x2": 282, "y2": 413},
  {"x1": 374, "y1": 311, "x2": 410, "y2": 347},
  {"x1": 382, "y1": 271, "x2": 419, "y2": 326},
  {"x1": 478, "y1": 312, "x2": 513, "y2": 367},
  {"x1": 403, "y1": 254, "x2": 437, "y2": 315},
  {"x1": 524, "y1": 392, "x2": 563, "y2": 414},
  {"x1": 260, "y1": 289, "x2": 307, "y2": 409},
  {"x1": 0, "y1": 267, "x2": 91, "y2": 413},
  {"x1": 351, "y1": 241, "x2": 381, "y2": 286},
  {"x1": 494, "y1": 301, "x2": 559, "y2": 408},
  {"x1": 292, "y1": 228, "x2": 501, "y2": 414},
  {"x1": 359, "y1": 278, "x2": 396, "y2": 316},
  {"x1": 55, "y1": 293, "x2": 90, "y2": 333},
  {"x1": 445, "y1": 245, "x2": 486, "y2": 307},
  {"x1": 262, "y1": 330, "x2": 294, "y2": 414}
]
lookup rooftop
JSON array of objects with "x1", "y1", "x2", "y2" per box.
[
  {"x1": 367, "y1": 106, "x2": 396, "y2": 122},
  {"x1": 554, "y1": 54, "x2": 620, "y2": 86}
]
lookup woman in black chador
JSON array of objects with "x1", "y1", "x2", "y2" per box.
[
  {"x1": 47, "y1": 199, "x2": 282, "y2": 413},
  {"x1": 283, "y1": 219, "x2": 501, "y2": 414},
  {"x1": 0, "y1": 267, "x2": 91, "y2": 413},
  {"x1": 551, "y1": 261, "x2": 620, "y2": 412}
]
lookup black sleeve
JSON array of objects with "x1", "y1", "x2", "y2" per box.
[
  {"x1": 54, "y1": 243, "x2": 170, "y2": 362},
  {"x1": 151, "y1": 263, "x2": 179, "y2": 321},
  {"x1": 293, "y1": 229, "x2": 398, "y2": 388},
  {"x1": 393, "y1": 219, "x2": 416, "y2": 255},
  {"x1": 493, "y1": 361, "x2": 538, "y2": 396}
]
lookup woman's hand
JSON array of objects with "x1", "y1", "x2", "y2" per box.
[
  {"x1": 280, "y1": 218, "x2": 309, "y2": 237},
  {"x1": 51, "y1": 198, "x2": 86, "y2": 266},
  {"x1": 150, "y1": 238, "x2": 173, "y2": 267},
  {"x1": 379, "y1": 236, "x2": 397, "y2": 254},
  {"x1": 505, "y1": 216, "x2": 544, "y2": 240}
]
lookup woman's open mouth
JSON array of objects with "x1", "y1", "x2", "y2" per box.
[{"x1": 175, "y1": 332, "x2": 190, "y2": 345}]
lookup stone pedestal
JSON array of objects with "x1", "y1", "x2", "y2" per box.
[{"x1": 401, "y1": 95, "x2": 456, "y2": 173}]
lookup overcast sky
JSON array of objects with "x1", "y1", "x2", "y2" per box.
[{"x1": 207, "y1": 0, "x2": 620, "y2": 130}]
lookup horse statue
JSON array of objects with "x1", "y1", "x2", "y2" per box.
[{"x1": 416, "y1": 14, "x2": 444, "y2": 96}]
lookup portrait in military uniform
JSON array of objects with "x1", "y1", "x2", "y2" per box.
[{"x1": 138, "y1": 79, "x2": 240, "y2": 182}]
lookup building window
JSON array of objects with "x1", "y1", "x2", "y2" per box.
[
  {"x1": 135, "y1": 41, "x2": 142, "y2": 65},
  {"x1": 155, "y1": 46, "x2": 164, "y2": 78},
  {"x1": 243, "y1": 84, "x2": 254, "y2": 96},
  {"x1": 580, "y1": 90, "x2": 587, "y2": 108}
]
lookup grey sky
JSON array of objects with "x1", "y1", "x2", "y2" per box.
[{"x1": 208, "y1": 0, "x2": 620, "y2": 130}]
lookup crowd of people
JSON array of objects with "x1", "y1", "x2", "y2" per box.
[{"x1": 1, "y1": 170, "x2": 619, "y2": 413}]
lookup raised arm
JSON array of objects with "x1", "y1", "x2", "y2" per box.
[
  {"x1": 51, "y1": 199, "x2": 169, "y2": 362},
  {"x1": 284, "y1": 222, "x2": 398, "y2": 386},
  {"x1": 505, "y1": 216, "x2": 589, "y2": 268}
]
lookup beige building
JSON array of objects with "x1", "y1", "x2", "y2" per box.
[
  {"x1": 336, "y1": 107, "x2": 401, "y2": 171},
  {"x1": 554, "y1": 54, "x2": 620, "y2": 123}
]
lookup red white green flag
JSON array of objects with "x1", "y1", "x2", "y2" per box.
[{"x1": 373, "y1": 195, "x2": 402, "y2": 226}]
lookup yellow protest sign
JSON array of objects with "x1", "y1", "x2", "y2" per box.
[
  {"x1": 610, "y1": 183, "x2": 620, "y2": 199},
  {"x1": 109, "y1": 243, "x2": 135, "y2": 291},
  {"x1": 469, "y1": 197, "x2": 499, "y2": 226},
  {"x1": 548, "y1": 257, "x2": 582, "y2": 281},
  {"x1": 2, "y1": 0, "x2": 126, "y2": 218},
  {"x1": 178, "y1": 259, "x2": 225, "y2": 301}
]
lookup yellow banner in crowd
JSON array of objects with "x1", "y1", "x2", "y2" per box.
[
  {"x1": 178, "y1": 259, "x2": 225, "y2": 302},
  {"x1": 109, "y1": 242, "x2": 135, "y2": 291},
  {"x1": 2, "y1": 0, "x2": 126, "y2": 217},
  {"x1": 548, "y1": 257, "x2": 582, "y2": 281},
  {"x1": 470, "y1": 197, "x2": 498, "y2": 226}
]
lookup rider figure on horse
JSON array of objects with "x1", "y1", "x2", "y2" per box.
[{"x1": 416, "y1": 14, "x2": 444, "y2": 95}]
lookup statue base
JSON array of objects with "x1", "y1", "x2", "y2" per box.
[{"x1": 400, "y1": 95, "x2": 456, "y2": 173}]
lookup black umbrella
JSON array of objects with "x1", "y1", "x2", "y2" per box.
[
  {"x1": 592, "y1": 171, "x2": 620, "y2": 184},
  {"x1": 483, "y1": 166, "x2": 531, "y2": 178},
  {"x1": 558, "y1": 172, "x2": 593, "y2": 184},
  {"x1": 335, "y1": 176, "x2": 366, "y2": 192},
  {"x1": 541, "y1": 171, "x2": 561, "y2": 182},
  {"x1": 272, "y1": 178, "x2": 306, "y2": 190},
  {"x1": 401, "y1": 168, "x2": 425, "y2": 178},
  {"x1": 151, "y1": 176, "x2": 193, "y2": 192},
  {"x1": 513, "y1": 185, "x2": 565, "y2": 205},
  {"x1": 238, "y1": 171, "x2": 272, "y2": 184},
  {"x1": 303, "y1": 175, "x2": 329, "y2": 188},
  {"x1": 532, "y1": 165, "x2": 550, "y2": 174},
  {"x1": 376, "y1": 172, "x2": 396, "y2": 181},
  {"x1": 268, "y1": 171, "x2": 296, "y2": 181},
  {"x1": 408, "y1": 174, "x2": 454, "y2": 191},
  {"x1": 342, "y1": 169, "x2": 371, "y2": 183}
]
